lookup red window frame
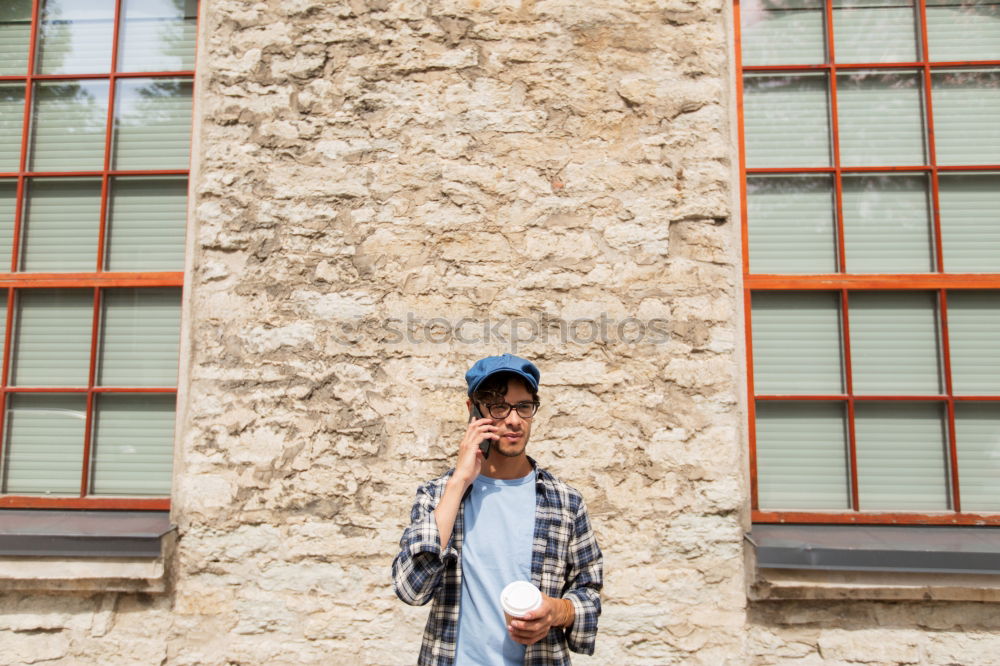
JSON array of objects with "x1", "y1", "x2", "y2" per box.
[
  {"x1": 0, "y1": 0, "x2": 198, "y2": 510},
  {"x1": 735, "y1": 0, "x2": 1000, "y2": 525}
]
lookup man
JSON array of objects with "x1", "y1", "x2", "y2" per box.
[{"x1": 392, "y1": 354, "x2": 603, "y2": 665}]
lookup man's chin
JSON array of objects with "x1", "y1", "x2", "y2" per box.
[{"x1": 496, "y1": 440, "x2": 527, "y2": 458}]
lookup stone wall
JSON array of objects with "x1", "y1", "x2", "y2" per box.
[
  {"x1": 171, "y1": 0, "x2": 746, "y2": 662},
  {"x1": 750, "y1": 601, "x2": 1000, "y2": 666},
  {"x1": 1, "y1": 1, "x2": 999, "y2": 665}
]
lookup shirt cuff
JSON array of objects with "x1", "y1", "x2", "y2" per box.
[{"x1": 563, "y1": 593, "x2": 596, "y2": 655}]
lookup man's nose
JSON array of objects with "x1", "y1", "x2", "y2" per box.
[{"x1": 504, "y1": 409, "x2": 524, "y2": 426}]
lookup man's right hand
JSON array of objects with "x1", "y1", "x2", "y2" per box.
[{"x1": 452, "y1": 417, "x2": 498, "y2": 487}]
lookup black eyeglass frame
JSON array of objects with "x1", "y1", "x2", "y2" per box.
[{"x1": 478, "y1": 400, "x2": 540, "y2": 420}]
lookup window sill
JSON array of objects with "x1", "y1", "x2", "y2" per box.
[
  {"x1": 751, "y1": 567, "x2": 1000, "y2": 602},
  {"x1": 0, "y1": 510, "x2": 173, "y2": 593},
  {"x1": 747, "y1": 524, "x2": 1000, "y2": 602}
]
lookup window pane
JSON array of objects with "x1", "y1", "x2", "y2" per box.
[
  {"x1": 948, "y1": 291, "x2": 1000, "y2": 395},
  {"x1": 741, "y1": 0, "x2": 826, "y2": 66},
  {"x1": 113, "y1": 78, "x2": 192, "y2": 170},
  {"x1": 833, "y1": 0, "x2": 919, "y2": 63},
  {"x1": 30, "y1": 80, "x2": 109, "y2": 172},
  {"x1": 0, "y1": 83, "x2": 25, "y2": 171},
  {"x1": 0, "y1": 181, "x2": 14, "y2": 270},
  {"x1": 850, "y1": 291, "x2": 942, "y2": 395},
  {"x1": 955, "y1": 403, "x2": 1000, "y2": 512},
  {"x1": 856, "y1": 402, "x2": 950, "y2": 510},
  {"x1": 752, "y1": 292, "x2": 844, "y2": 395},
  {"x1": 837, "y1": 71, "x2": 926, "y2": 166},
  {"x1": 756, "y1": 401, "x2": 850, "y2": 509},
  {"x1": 3, "y1": 393, "x2": 86, "y2": 494},
  {"x1": 99, "y1": 287, "x2": 181, "y2": 387},
  {"x1": 842, "y1": 174, "x2": 934, "y2": 273},
  {"x1": 743, "y1": 73, "x2": 832, "y2": 168},
  {"x1": 20, "y1": 178, "x2": 100, "y2": 272},
  {"x1": 36, "y1": 0, "x2": 115, "y2": 75},
  {"x1": 106, "y1": 177, "x2": 187, "y2": 270},
  {"x1": 927, "y1": 1, "x2": 1000, "y2": 61},
  {"x1": 932, "y1": 70, "x2": 1000, "y2": 166},
  {"x1": 118, "y1": 0, "x2": 197, "y2": 73},
  {"x1": 939, "y1": 174, "x2": 1000, "y2": 272},
  {"x1": 748, "y1": 176, "x2": 837, "y2": 274},
  {"x1": 0, "y1": 1, "x2": 31, "y2": 75},
  {"x1": 10, "y1": 288, "x2": 92, "y2": 387},
  {"x1": 90, "y1": 393, "x2": 175, "y2": 496}
]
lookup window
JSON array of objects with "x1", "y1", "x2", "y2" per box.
[
  {"x1": 0, "y1": 0, "x2": 196, "y2": 511},
  {"x1": 737, "y1": 0, "x2": 1000, "y2": 525}
]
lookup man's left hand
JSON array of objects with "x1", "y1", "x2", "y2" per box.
[{"x1": 508, "y1": 594, "x2": 573, "y2": 646}]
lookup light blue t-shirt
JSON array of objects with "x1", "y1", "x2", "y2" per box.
[{"x1": 455, "y1": 470, "x2": 536, "y2": 665}]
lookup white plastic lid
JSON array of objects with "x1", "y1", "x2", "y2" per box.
[{"x1": 500, "y1": 580, "x2": 542, "y2": 617}]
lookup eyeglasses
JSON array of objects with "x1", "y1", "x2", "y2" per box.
[{"x1": 481, "y1": 401, "x2": 540, "y2": 420}]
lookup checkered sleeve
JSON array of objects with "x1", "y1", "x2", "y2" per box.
[
  {"x1": 562, "y1": 496, "x2": 603, "y2": 655},
  {"x1": 391, "y1": 479, "x2": 455, "y2": 606}
]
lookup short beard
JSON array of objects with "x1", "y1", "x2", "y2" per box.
[{"x1": 497, "y1": 437, "x2": 528, "y2": 458}]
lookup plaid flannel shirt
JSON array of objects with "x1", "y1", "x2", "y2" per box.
[{"x1": 392, "y1": 457, "x2": 603, "y2": 665}]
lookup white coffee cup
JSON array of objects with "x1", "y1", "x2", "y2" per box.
[{"x1": 500, "y1": 580, "x2": 543, "y2": 626}]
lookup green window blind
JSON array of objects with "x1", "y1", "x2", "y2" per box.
[
  {"x1": 849, "y1": 291, "x2": 942, "y2": 395},
  {"x1": 0, "y1": 83, "x2": 24, "y2": 171},
  {"x1": 2, "y1": 393, "x2": 86, "y2": 494},
  {"x1": 752, "y1": 291, "x2": 844, "y2": 395},
  {"x1": 833, "y1": 0, "x2": 918, "y2": 63},
  {"x1": 747, "y1": 176, "x2": 838, "y2": 274},
  {"x1": 10, "y1": 289, "x2": 92, "y2": 387},
  {"x1": 841, "y1": 174, "x2": 933, "y2": 273},
  {"x1": 0, "y1": 0, "x2": 31, "y2": 75},
  {"x1": 35, "y1": 0, "x2": 115, "y2": 75},
  {"x1": 107, "y1": 177, "x2": 188, "y2": 271},
  {"x1": 955, "y1": 403, "x2": 1000, "y2": 511},
  {"x1": 938, "y1": 173, "x2": 1000, "y2": 273},
  {"x1": 740, "y1": 0, "x2": 826, "y2": 66},
  {"x1": 113, "y1": 78, "x2": 192, "y2": 170},
  {"x1": 98, "y1": 287, "x2": 181, "y2": 387},
  {"x1": 30, "y1": 80, "x2": 109, "y2": 172},
  {"x1": 837, "y1": 71, "x2": 926, "y2": 166},
  {"x1": 926, "y1": 1, "x2": 1000, "y2": 61},
  {"x1": 756, "y1": 401, "x2": 851, "y2": 510},
  {"x1": 743, "y1": 73, "x2": 832, "y2": 168},
  {"x1": 90, "y1": 394, "x2": 175, "y2": 496},
  {"x1": 948, "y1": 291, "x2": 1000, "y2": 395},
  {"x1": 20, "y1": 178, "x2": 101, "y2": 272},
  {"x1": 0, "y1": 181, "x2": 14, "y2": 270},
  {"x1": 855, "y1": 402, "x2": 950, "y2": 510},
  {"x1": 931, "y1": 70, "x2": 1000, "y2": 166},
  {"x1": 118, "y1": 0, "x2": 198, "y2": 73}
]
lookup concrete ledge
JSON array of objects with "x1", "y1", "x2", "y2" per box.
[
  {"x1": 746, "y1": 525, "x2": 1000, "y2": 601},
  {"x1": 751, "y1": 567, "x2": 1000, "y2": 602},
  {"x1": 0, "y1": 511, "x2": 176, "y2": 594},
  {"x1": 0, "y1": 555, "x2": 167, "y2": 593}
]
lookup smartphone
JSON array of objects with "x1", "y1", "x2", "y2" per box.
[{"x1": 470, "y1": 404, "x2": 490, "y2": 459}]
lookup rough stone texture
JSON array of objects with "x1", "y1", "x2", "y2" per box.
[
  {"x1": 0, "y1": 593, "x2": 171, "y2": 666},
  {"x1": 749, "y1": 601, "x2": 1000, "y2": 666},
  {"x1": 184, "y1": 0, "x2": 746, "y2": 662},
  {"x1": 2, "y1": 0, "x2": 999, "y2": 664},
  {"x1": 172, "y1": 0, "x2": 746, "y2": 662}
]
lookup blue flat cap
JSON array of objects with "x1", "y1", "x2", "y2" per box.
[{"x1": 465, "y1": 354, "x2": 540, "y2": 396}]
